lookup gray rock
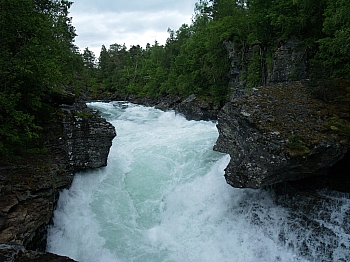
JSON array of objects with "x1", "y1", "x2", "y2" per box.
[
  {"x1": 0, "y1": 243, "x2": 76, "y2": 261},
  {"x1": 0, "y1": 101, "x2": 116, "y2": 261},
  {"x1": 216, "y1": 38, "x2": 349, "y2": 189},
  {"x1": 268, "y1": 37, "x2": 308, "y2": 83},
  {"x1": 174, "y1": 94, "x2": 220, "y2": 121},
  {"x1": 129, "y1": 94, "x2": 221, "y2": 121},
  {"x1": 214, "y1": 83, "x2": 349, "y2": 188},
  {"x1": 61, "y1": 102, "x2": 116, "y2": 169}
]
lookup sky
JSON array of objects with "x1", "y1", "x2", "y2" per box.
[{"x1": 69, "y1": 0, "x2": 198, "y2": 57}]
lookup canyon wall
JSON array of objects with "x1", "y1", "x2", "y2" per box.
[
  {"x1": 214, "y1": 38, "x2": 350, "y2": 189},
  {"x1": 0, "y1": 101, "x2": 116, "y2": 261}
]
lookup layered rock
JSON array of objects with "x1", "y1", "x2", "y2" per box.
[
  {"x1": 61, "y1": 102, "x2": 116, "y2": 169},
  {"x1": 268, "y1": 37, "x2": 308, "y2": 83},
  {"x1": 214, "y1": 83, "x2": 349, "y2": 188},
  {"x1": 0, "y1": 101, "x2": 116, "y2": 261},
  {"x1": 214, "y1": 38, "x2": 350, "y2": 189}
]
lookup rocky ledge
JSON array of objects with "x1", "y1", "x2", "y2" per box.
[
  {"x1": 214, "y1": 82, "x2": 350, "y2": 189},
  {"x1": 99, "y1": 93, "x2": 221, "y2": 121},
  {"x1": 0, "y1": 101, "x2": 116, "y2": 261}
]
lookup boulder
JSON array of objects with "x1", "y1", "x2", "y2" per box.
[{"x1": 174, "y1": 94, "x2": 220, "y2": 121}]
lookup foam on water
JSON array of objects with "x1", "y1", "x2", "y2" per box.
[{"x1": 47, "y1": 102, "x2": 350, "y2": 262}]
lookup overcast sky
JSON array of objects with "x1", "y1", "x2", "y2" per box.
[{"x1": 69, "y1": 0, "x2": 198, "y2": 57}]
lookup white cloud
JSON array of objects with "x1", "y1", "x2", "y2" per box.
[
  {"x1": 71, "y1": 0, "x2": 195, "y2": 14},
  {"x1": 69, "y1": 0, "x2": 197, "y2": 56}
]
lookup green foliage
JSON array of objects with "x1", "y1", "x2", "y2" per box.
[
  {"x1": 88, "y1": 0, "x2": 350, "y2": 105},
  {"x1": 245, "y1": 47, "x2": 262, "y2": 89},
  {"x1": 75, "y1": 111, "x2": 95, "y2": 119},
  {"x1": 0, "y1": 0, "x2": 83, "y2": 156},
  {"x1": 325, "y1": 117, "x2": 350, "y2": 137},
  {"x1": 288, "y1": 135, "x2": 310, "y2": 157},
  {"x1": 83, "y1": 48, "x2": 96, "y2": 70},
  {"x1": 317, "y1": 0, "x2": 350, "y2": 79},
  {"x1": 3, "y1": 0, "x2": 348, "y2": 157},
  {"x1": 93, "y1": 1, "x2": 230, "y2": 103}
]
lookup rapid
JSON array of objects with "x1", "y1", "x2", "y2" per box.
[{"x1": 47, "y1": 102, "x2": 350, "y2": 262}]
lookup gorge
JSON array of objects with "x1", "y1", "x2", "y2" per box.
[
  {"x1": 2, "y1": 0, "x2": 350, "y2": 260},
  {"x1": 0, "y1": 38, "x2": 349, "y2": 261},
  {"x1": 47, "y1": 102, "x2": 350, "y2": 261},
  {"x1": 0, "y1": 101, "x2": 116, "y2": 261}
]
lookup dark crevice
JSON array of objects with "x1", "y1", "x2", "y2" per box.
[{"x1": 327, "y1": 149, "x2": 350, "y2": 192}]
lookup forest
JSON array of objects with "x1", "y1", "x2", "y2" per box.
[{"x1": 1, "y1": 0, "x2": 349, "y2": 156}]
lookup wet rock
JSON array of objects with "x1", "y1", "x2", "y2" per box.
[
  {"x1": 174, "y1": 94, "x2": 220, "y2": 121},
  {"x1": 214, "y1": 83, "x2": 349, "y2": 188},
  {"x1": 270, "y1": 183, "x2": 350, "y2": 261},
  {"x1": 61, "y1": 102, "x2": 116, "y2": 169},
  {"x1": 0, "y1": 243, "x2": 76, "y2": 261},
  {"x1": 0, "y1": 101, "x2": 116, "y2": 261}
]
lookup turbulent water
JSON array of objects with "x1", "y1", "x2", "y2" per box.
[{"x1": 47, "y1": 102, "x2": 350, "y2": 262}]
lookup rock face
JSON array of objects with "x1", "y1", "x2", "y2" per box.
[
  {"x1": 214, "y1": 83, "x2": 349, "y2": 188},
  {"x1": 61, "y1": 102, "x2": 116, "y2": 169},
  {"x1": 214, "y1": 38, "x2": 350, "y2": 189},
  {"x1": 0, "y1": 101, "x2": 116, "y2": 261},
  {"x1": 268, "y1": 37, "x2": 308, "y2": 83},
  {"x1": 173, "y1": 94, "x2": 220, "y2": 121},
  {"x1": 0, "y1": 243, "x2": 74, "y2": 262}
]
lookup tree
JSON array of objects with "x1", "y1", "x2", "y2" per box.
[
  {"x1": 83, "y1": 48, "x2": 96, "y2": 70},
  {"x1": 0, "y1": 0, "x2": 79, "y2": 156},
  {"x1": 317, "y1": 0, "x2": 350, "y2": 79}
]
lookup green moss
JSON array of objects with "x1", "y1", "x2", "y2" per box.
[
  {"x1": 75, "y1": 111, "x2": 95, "y2": 119},
  {"x1": 265, "y1": 54, "x2": 273, "y2": 75},
  {"x1": 288, "y1": 135, "x2": 310, "y2": 157},
  {"x1": 246, "y1": 49, "x2": 262, "y2": 90},
  {"x1": 325, "y1": 117, "x2": 350, "y2": 137}
]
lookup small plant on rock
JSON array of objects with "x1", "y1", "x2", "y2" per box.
[{"x1": 288, "y1": 135, "x2": 310, "y2": 157}]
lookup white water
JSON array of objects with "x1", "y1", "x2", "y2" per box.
[{"x1": 47, "y1": 102, "x2": 350, "y2": 262}]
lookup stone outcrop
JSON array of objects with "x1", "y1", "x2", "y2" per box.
[
  {"x1": 214, "y1": 38, "x2": 350, "y2": 189},
  {"x1": 268, "y1": 37, "x2": 308, "y2": 83},
  {"x1": 128, "y1": 94, "x2": 221, "y2": 121},
  {"x1": 0, "y1": 243, "x2": 74, "y2": 262},
  {"x1": 0, "y1": 101, "x2": 116, "y2": 261},
  {"x1": 214, "y1": 83, "x2": 349, "y2": 188},
  {"x1": 61, "y1": 102, "x2": 116, "y2": 169},
  {"x1": 173, "y1": 94, "x2": 220, "y2": 121}
]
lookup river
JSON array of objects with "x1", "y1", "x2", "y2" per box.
[{"x1": 47, "y1": 101, "x2": 350, "y2": 262}]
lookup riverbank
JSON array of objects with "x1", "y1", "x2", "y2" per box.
[
  {"x1": 0, "y1": 90, "x2": 349, "y2": 261},
  {"x1": 0, "y1": 101, "x2": 116, "y2": 261}
]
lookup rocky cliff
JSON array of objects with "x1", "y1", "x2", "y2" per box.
[
  {"x1": 214, "y1": 38, "x2": 350, "y2": 189},
  {"x1": 0, "y1": 101, "x2": 116, "y2": 261},
  {"x1": 61, "y1": 102, "x2": 116, "y2": 169}
]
